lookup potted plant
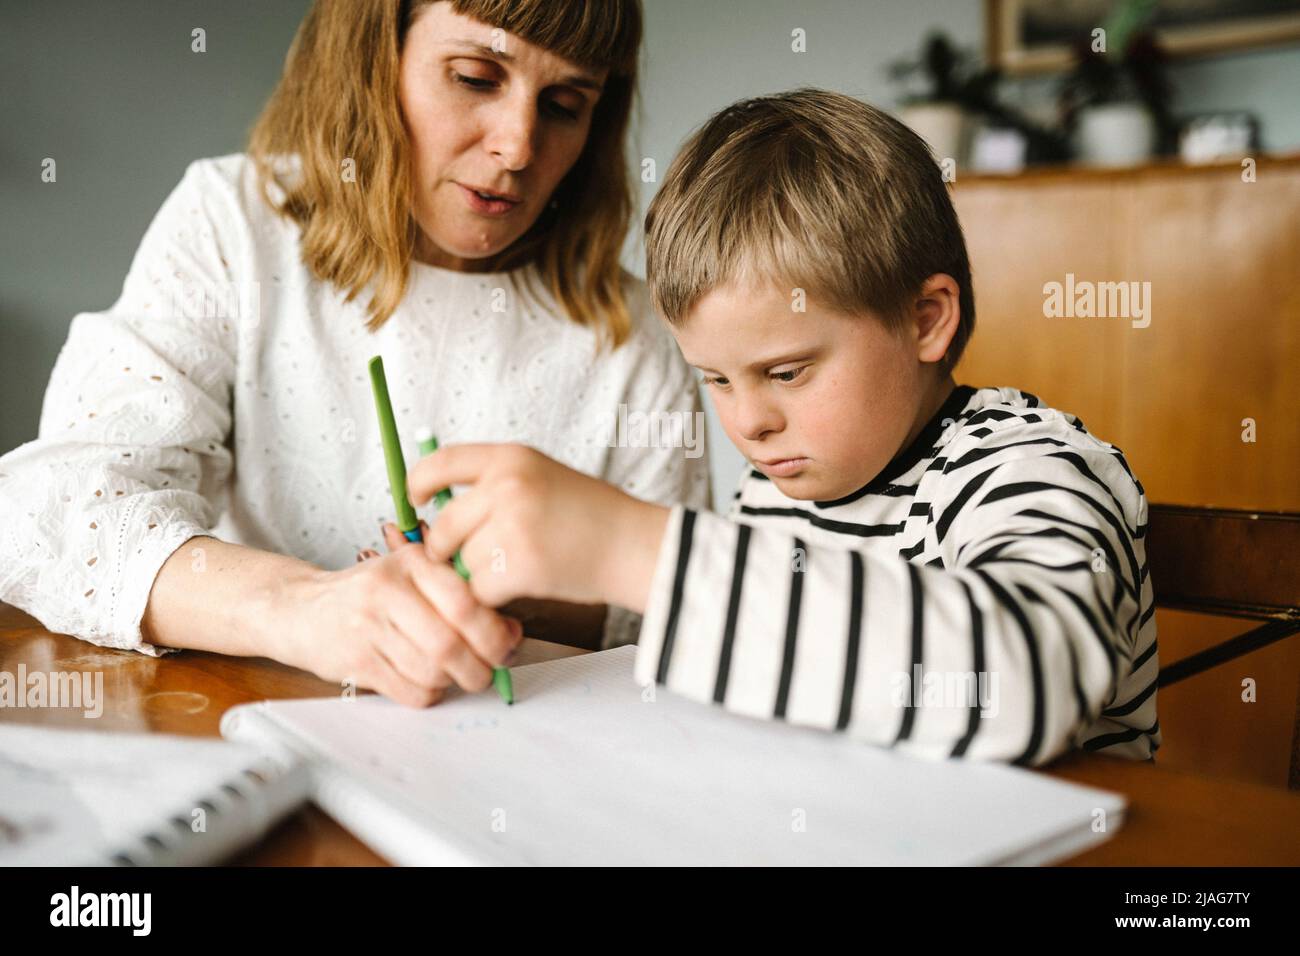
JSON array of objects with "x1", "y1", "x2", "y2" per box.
[
  {"x1": 1058, "y1": 0, "x2": 1174, "y2": 167},
  {"x1": 889, "y1": 34, "x2": 982, "y2": 163},
  {"x1": 890, "y1": 33, "x2": 1069, "y2": 169}
]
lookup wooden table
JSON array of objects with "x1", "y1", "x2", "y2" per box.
[{"x1": 4, "y1": 602, "x2": 1298, "y2": 865}]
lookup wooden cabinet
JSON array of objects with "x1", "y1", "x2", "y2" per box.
[{"x1": 952, "y1": 155, "x2": 1300, "y2": 511}]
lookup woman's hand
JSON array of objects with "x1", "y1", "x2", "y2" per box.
[
  {"x1": 265, "y1": 531, "x2": 523, "y2": 707},
  {"x1": 371, "y1": 522, "x2": 609, "y2": 650},
  {"x1": 406, "y1": 444, "x2": 670, "y2": 614}
]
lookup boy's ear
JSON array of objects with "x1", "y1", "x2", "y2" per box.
[{"x1": 912, "y1": 273, "x2": 961, "y2": 364}]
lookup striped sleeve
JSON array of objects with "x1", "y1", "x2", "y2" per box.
[
  {"x1": 633, "y1": 449, "x2": 1154, "y2": 767},
  {"x1": 598, "y1": 346, "x2": 712, "y2": 651}
]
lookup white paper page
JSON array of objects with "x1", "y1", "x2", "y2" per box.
[
  {"x1": 229, "y1": 647, "x2": 1126, "y2": 866},
  {"x1": 0, "y1": 725, "x2": 306, "y2": 866}
]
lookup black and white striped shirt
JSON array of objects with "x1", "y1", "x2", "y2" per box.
[{"x1": 634, "y1": 385, "x2": 1160, "y2": 766}]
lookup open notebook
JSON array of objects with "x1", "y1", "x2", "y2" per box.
[
  {"x1": 221, "y1": 646, "x2": 1126, "y2": 865},
  {"x1": 0, "y1": 725, "x2": 311, "y2": 866}
]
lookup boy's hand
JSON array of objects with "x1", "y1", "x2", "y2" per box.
[
  {"x1": 370, "y1": 518, "x2": 609, "y2": 651},
  {"x1": 406, "y1": 444, "x2": 670, "y2": 614}
]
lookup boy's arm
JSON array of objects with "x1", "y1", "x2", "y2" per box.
[
  {"x1": 598, "y1": 350, "x2": 713, "y2": 649},
  {"x1": 633, "y1": 452, "x2": 1157, "y2": 767}
]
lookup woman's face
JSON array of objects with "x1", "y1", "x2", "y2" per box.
[{"x1": 399, "y1": 2, "x2": 608, "y2": 271}]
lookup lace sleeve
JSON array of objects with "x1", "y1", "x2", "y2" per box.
[{"x1": 0, "y1": 160, "x2": 241, "y2": 654}]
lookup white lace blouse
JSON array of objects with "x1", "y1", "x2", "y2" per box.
[{"x1": 0, "y1": 153, "x2": 711, "y2": 655}]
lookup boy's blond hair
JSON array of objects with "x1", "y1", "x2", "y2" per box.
[{"x1": 644, "y1": 88, "x2": 975, "y2": 370}]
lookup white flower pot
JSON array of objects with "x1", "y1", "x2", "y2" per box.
[
  {"x1": 1076, "y1": 103, "x2": 1156, "y2": 168},
  {"x1": 899, "y1": 102, "x2": 970, "y2": 164},
  {"x1": 969, "y1": 122, "x2": 1029, "y2": 174}
]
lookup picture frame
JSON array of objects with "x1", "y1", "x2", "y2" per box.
[{"x1": 986, "y1": 0, "x2": 1300, "y2": 74}]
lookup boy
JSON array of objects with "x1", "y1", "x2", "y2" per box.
[{"x1": 408, "y1": 89, "x2": 1159, "y2": 767}]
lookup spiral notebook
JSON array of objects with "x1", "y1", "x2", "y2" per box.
[
  {"x1": 221, "y1": 646, "x2": 1127, "y2": 866},
  {"x1": 0, "y1": 724, "x2": 311, "y2": 866}
]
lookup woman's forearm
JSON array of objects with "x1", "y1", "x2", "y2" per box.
[
  {"x1": 141, "y1": 532, "x2": 524, "y2": 705},
  {"x1": 141, "y1": 535, "x2": 606, "y2": 661},
  {"x1": 139, "y1": 535, "x2": 319, "y2": 657}
]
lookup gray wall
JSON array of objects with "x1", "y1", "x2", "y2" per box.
[
  {"x1": 0, "y1": 0, "x2": 309, "y2": 451},
  {"x1": 4, "y1": 0, "x2": 1299, "y2": 507}
]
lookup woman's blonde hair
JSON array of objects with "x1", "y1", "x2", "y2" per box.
[{"x1": 247, "y1": 0, "x2": 642, "y2": 345}]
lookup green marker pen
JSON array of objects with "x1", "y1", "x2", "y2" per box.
[
  {"x1": 367, "y1": 354, "x2": 513, "y2": 704},
  {"x1": 415, "y1": 425, "x2": 514, "y2": 706},
  {"x1": 368, "y1": 356, "x2": 422, "y2": 542}
]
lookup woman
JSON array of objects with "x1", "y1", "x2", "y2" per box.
[{"x1": 0, "y1": 0, "x2": 709, "y2": 706}]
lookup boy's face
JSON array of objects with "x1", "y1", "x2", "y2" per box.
[{"x1": 672, "y1": 280, "x2": 951, "y2": 501}]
